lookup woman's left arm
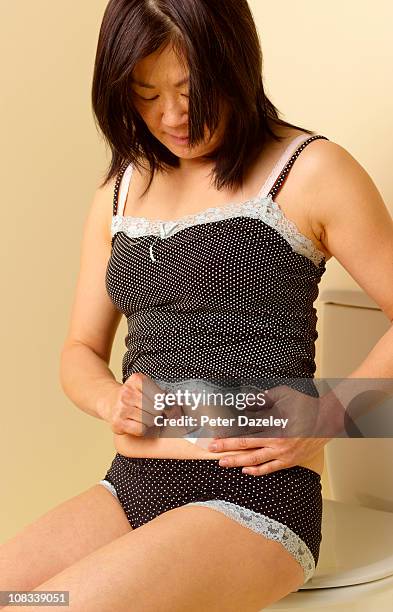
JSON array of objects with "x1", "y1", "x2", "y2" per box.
[{"x1": 207, "y1": 140, "x2": 393, "y2": 473}]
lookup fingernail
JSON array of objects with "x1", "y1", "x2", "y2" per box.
[
  {"x1": 209, "y1": 443, "x2": 218, "y2": 450},
  {"x1": 219, "y1": 459, "x2": 229, "y2": 466}
]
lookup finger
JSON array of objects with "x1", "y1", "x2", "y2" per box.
[
  {"x1": 124, "y1": 372, "x2": 161, "y2": 404},
  {"x1": 124, "y1": 372, "x2": 146, "y2": 391},
  {"x1": 261, "y1": 385, "x2": 287, "y2": 407},
  {"x1": 118, "y1": 399, "x2": 157, "y2": 430},
  {"x1": 124, "y1": 418, "x2": 149, "y2": 437},
  {"x1": 142, "y1": 377, "x2": 170, "y2": 408},
  {"x1": 145, "y1": 384, "x2": 183, "y2": 421},
  {"x1": 111, "y1": 416, "x2": 149, "y2": 437},
  {"x1": 122, "y1": 376, "x2": 165, "y2": 423},
  {"x1": 129, "y1": 404, "x2": 157, "y2": 429},
  {"x1": 208, "y1": 435, "x2": 270, "y2": 452},
  {"x1": 218, "y1": 449, "x2": 274, "y2": 468},
  {"x1": 242, "y1": 460, "x2": 286, "y2": 476},
  {"x1": 124, "y1": 373, "x2": 162, "y2": 413}
]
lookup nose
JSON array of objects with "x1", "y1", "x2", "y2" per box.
[{"x1": 161, "y1": 97, "x2": 188, "y2": 131}]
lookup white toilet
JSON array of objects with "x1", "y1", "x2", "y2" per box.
[{"x1": 265, "y1": 288, "x2": 393, "y2": 611}]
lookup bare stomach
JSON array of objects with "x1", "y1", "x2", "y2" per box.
[{"x1": 113, "y1": 434, "x2": 325, "y2": 476}]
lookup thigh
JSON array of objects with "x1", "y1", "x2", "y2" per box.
[
  {"x1": 14, "y1": 504, "x2": 305, "y2": 612},
  {"x1": 0, "y1": 484, "x2": 132, "y2": 592}
]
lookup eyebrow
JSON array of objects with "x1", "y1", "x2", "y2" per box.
[{"x1": 131, "y1": 77, "x2": 189, "y2": 89}]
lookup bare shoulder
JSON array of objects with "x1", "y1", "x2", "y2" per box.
[
  {"x1": 298, "y1": 137, "x2": 393, "y2": 320},
  {"x1": 296, "y1": 137, "x2": 389, "y2": 233},
  {"x1": 89, "y1": 174, "x2": 117, "y2": 246}
]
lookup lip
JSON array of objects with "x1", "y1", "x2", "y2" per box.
[{"x1": 168, "y1": 133, "x2": 189, "y2": 144}]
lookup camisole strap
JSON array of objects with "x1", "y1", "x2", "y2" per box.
[
  {"x1": 112, "y1": 134, "x2": 329, "y2": 214},
  {"x1": 113, "y1": 161, "x2": 134, "y2": 216},
  {"x1": 258, "y1": 134, "x2": 329, "y2": 200}
]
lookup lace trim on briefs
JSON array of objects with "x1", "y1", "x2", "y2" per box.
[
  {"x1": 98, "y1": 479, "x2": 119, "y2": 499},
  {"x1": 111, "y1": 194, "x2": 326, "y2": 267},
  {"x1": 184, "y1": 499, "x2": 315, "y2": 584}
]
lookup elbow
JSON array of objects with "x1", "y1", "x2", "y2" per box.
[
  {"x1": 58, "y1": 345, "x2": 70, "y2": 394},
  {"x1": 58, "y1": 341, "x2": 79, "y2": 393}
]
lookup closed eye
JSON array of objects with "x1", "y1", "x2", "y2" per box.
[{"x1": 137, "y1": 94, "x2": 189, "y2": 101}]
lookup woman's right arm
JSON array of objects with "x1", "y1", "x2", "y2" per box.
[{"x1": 59, "y1": 177, "x2": 123, "y2": 422}]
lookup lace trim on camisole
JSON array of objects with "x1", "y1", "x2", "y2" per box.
[
  {"x1": 111, "y1": 195, "x2": 326, "y2": 267},
  {"x1": 111, "y1": 134, "x2": 329, "y2": 268}
]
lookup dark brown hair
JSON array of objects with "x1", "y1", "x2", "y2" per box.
[{"x1": 91, "y1": 0, "x2": 315, "y2": 196}]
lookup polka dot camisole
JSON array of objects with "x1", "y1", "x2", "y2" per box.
[{"x1": 105, "y1": 133, "x2": 329, "y2": 398}]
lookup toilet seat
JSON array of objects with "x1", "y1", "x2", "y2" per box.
[
  {"x1": 301, "y1": 498, "x2": 393, "y2": 589},
  {"x1": 265, "y1": 573, "x2": 393, "y2": 610},
  {"x1": 264, "y1": 499, "x2": 393, "y2": 610}
]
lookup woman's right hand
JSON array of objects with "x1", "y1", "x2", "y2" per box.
[{"x1": 100, "y1": 372, "x2": 181, "y2": 437}]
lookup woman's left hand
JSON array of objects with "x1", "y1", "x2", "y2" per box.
[{"x1": 206, "y1": 384, "x2": 339, "y2": 475}]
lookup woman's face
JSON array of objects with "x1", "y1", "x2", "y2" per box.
[{"x1": 131, "y1": 43, "x2": 227, "y2": 166}]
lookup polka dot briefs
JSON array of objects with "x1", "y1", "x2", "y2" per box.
[
  {"x1": 100, "y1": 455, "x2": 322, "y2": 584},
  {"x1": 99, "y1": 133, "x2": 329, "y2": 586}
]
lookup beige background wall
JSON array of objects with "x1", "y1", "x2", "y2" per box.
[{"x1": 1, "y1": 1, "x2": 392, "y2": 540}]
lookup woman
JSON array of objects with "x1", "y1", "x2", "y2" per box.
[{"x1": 2, "y1": 1, "x2": 393, "y2": 610}]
